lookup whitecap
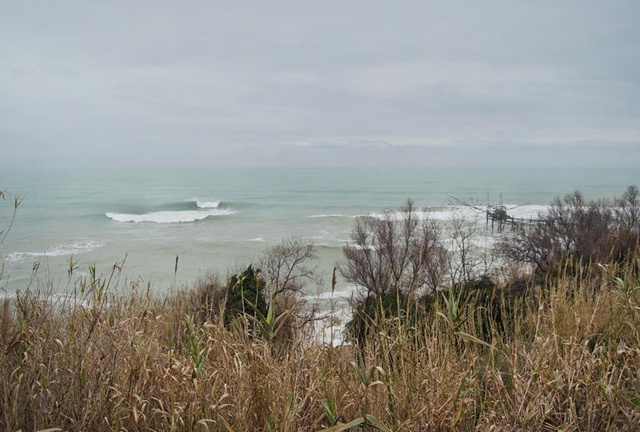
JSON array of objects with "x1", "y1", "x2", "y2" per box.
[
  {"x1": 0, "y1": 292, "x2": 94, "y2": 309},
  {"x1": 305, "y1": 284, "x2": 361, "y2": 300},
  {"x1": 193, "y1": 200, "x2": 222, "y2": 209},
  {"x1": 307, "y1": 214, "x2": 356, "y2": 219},
  {"x1": 368, "y1": 205, "x2": 549, "y2": 222},
  {"x1": 503, "y1": 205, "x2": 548, "y2": 220},
  {"x1": 5, "y1": 240, "x2": 105, "y2": 263},
  {"x1": 427, "y1": 204, "x2": 548, "y2": 222},
  {"x1": 106, "y1": 209, "x2": 235, "y2": 223},
  {"x1": 313, "y1": 243, "x2": 344, "y2": 249}
]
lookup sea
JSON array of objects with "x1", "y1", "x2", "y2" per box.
[{"x1": 1, "y1": 167, "x2": 639, "y2": 301}]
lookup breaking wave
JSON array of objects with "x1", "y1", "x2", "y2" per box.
[
  {"x1": 106, "y1": 209, "x2": 235, "y2": 224},
  {"x1": 192, "y1": 199, "x2": 222, "y2": 209},
  {"x1": 307, "y1": 205, "x2": 547, "y2": 222},
  {"x1": 106, "y1": 198, "x2": 236, "y2": 223},
  {"x1": 422, "y1": 204, "x2": 548, "y2": 222},
  {"x1": 304, "y1": 284, "x2": 361, "y2": 301},
  {"x1": 307, "y1": 214, "x2": 357, "y2": 219},
  {"x1": 6, "y1": 240, "x2": 105, "y2": 263}
]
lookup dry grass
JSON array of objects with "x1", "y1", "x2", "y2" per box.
[{"x1": 1, "y1": 263, "x2": 640, "y2": 431}]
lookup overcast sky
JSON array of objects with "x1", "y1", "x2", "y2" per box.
[{"x1": 2, "y1": 1, "x2": 639, "y2": 168}]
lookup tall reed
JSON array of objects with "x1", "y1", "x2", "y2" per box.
[{"x1": 1, "y1": 260, "x2": 639, "y2": 431}]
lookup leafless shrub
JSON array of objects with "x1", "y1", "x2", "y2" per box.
[
  {"x1": 340, "y1": 199, "x2": 447, "y2": 298},
  {"x1": 260, "y1": 237, "x2": 321, "y2": 299},
  {"x1": 259, "y1": 238, "x2": 322, "y2": 338},
  {"x1": 616, "y1": 185, "x2": 640, "y2": 231},
  {"x1": 187, "y1": 238, "x2": 322, "y2": 339},
  {"x1": 446, "y1": 216, "x2": 496, "y2": 285},
  {"x1": 500, "y1": 186, "x2": 640, "y2": 274}
]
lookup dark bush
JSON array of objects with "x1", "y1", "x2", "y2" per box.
[
  {"x1": 223, "y1": 265, "x2": 268, "y2": 330},
  {"x1": 345, "y1": 275, "x2": 529, "y2": 347},
  {"x1": 461, "y1": 276, "x2": 529, "y2": 343},
  {"x1": 345, "y1": 290, "x2": 410, "y2": 346}
]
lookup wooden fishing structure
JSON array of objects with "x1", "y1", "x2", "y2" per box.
[{"x1": 449, "y1": 194, "x2": 543, "y2": 232}]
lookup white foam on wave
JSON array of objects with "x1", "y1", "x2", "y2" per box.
[
  {"x1": 192, "y1": 199, "x2": 221, "y2": 209},
  {"x1": 307, "y1": 214, "x2": 357, "y2": 219},
  {"x1": 106, "y1": 209, "x2": 236, "y2": 223},
  {"x1": 421, "y1": 206, "x2": 481, "y2": 221},
  {"x1": 368, "y1": 205, "x2": 549, "y2": 222},
  {"x1": 313, "y1": 243, "x2": 346, "y2": 249},
  {"x1": 503, "y1": 205, "x2": 548, "y2": 220},
  {"x1": 5, "y1": 240, "x2": 105, "y2": 263},
  {"x1": 305, "y1": 284, "x2": 361, "y2": 301},
  {"x1": 0, "y1": 292, "x2": 94, "y2": 309}
]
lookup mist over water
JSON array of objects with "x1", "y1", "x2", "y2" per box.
[{"x1": 1, "y1": 167, "x2": 639, "y2": 296}]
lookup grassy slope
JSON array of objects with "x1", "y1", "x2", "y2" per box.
[{"x1": 1, "y1": 263, "x2": 639, "y2": 432}]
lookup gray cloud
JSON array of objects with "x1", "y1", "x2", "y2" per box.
[{"x1": 1, "y1": 1, "x2": 639, "y2": 168}]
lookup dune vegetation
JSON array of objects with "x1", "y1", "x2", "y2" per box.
[{"x1": 1, "y1": 187, "x2": 640, "y2": 431}]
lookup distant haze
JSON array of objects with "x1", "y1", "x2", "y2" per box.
[{"x1": 2, "y1": 1, "x2": 639, "y2": 168}]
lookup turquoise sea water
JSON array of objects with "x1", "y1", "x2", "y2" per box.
[{"x1": 1, "y1": 167, "x2": 639, "y2": 296}]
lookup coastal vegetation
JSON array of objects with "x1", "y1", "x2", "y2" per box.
[{"x1": 1, "y1": 187, "x2": 639, "y2": 430}]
